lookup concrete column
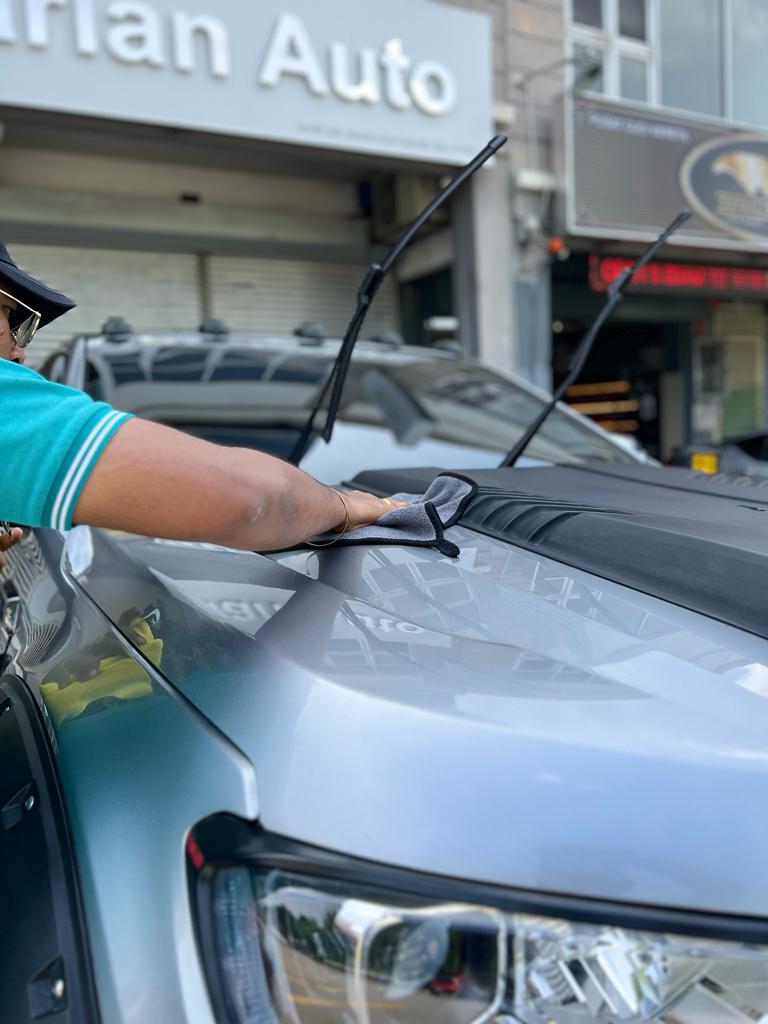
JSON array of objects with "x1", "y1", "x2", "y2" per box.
[
  {"x1": 453, "y1": 155, "x2": 516, "y2": 373},
  {"x1": 513, "y1": 262, "x2": 553, "y2": 390},
  {"x1": 451, "y1": 184, "x2": 479, "y2": 357}
]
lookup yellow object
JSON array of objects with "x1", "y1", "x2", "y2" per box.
[
  {"x1": 128, "y1": 617, "x2": 163, "y2": 666},
  {"x1": 690, "y1": 451, "x2": 720, "y2": 474},
  {"x1": 41, "y1": 619, "x2": 162, "y2": 728}
]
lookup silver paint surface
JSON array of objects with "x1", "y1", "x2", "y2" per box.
[
  {"x1": 9, "y1": 519, "x2": 768, "y2": 1023},
  {"x1": 68, "y1": 524, "x2": 768, "y2": 918},
  {"x1": 8, "y1": 530, "x2": 258, "y2": 1024}
]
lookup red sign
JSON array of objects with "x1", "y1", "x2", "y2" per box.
[{"x1": 589, "y1": 254, "x2": 768, "y2": 294}]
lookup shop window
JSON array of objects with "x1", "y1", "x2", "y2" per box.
[
  {"x1": 659, "y1": 0, "x2": 723, "y2": 117},
  {"x1": 659, "y1": 0, "x2": 768, "y2": 128},
  {"x1": 573, "y1": 0, "x2": 768, "y2": 131},
  {"x1": 573, "y1": 0, "x2": 603, "y2": 29},
  {"x1": 618, "y1": 0, "x2": 647, "y2": 40},
  {"x1": 568, "y1": 0, "x2": 655, "y2": 103},
  {"x1": 731, "y1": 0, "x2": 768, "y2": 129},
  {"x1": 620, "y1": 54, "x2": 648, "y2": 101},
  {"x1": 574, "y1": 42, "x2": 605, "y2": 93}
]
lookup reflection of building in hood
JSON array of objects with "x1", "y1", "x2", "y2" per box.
[
  {"x1": 4, "y1": 533, "x2": 63, "y2": 667},
  {"x1": 712, "y1": 151, "x2": 768, "y2": 196}
]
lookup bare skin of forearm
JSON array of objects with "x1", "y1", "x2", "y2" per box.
[{"x1": 73, "y1": 418, "x2": 397, "y2": 550}]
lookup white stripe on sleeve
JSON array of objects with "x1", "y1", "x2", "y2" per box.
[{"x1": 51, "y1": 411, "x2": 124, "y2": 530}]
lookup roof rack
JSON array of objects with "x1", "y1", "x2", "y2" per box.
[
  {"x1": 370, "y1": 330, "x2": 404, "y2": 347},
  {"x1": 294, "y1": 322, "x2": 327, "y2": 343},
  {"x1": 102, "y1": 317, "x2": 132, "y2": 342},
  {"x1": 199, "y1": 318, "x2": 230, "y2": 337}
]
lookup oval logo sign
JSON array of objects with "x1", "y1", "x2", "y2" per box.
[{"x1": 681, "y1": 133, "x2": 768, "y2": 243}]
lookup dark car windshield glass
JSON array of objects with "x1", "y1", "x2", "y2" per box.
[{"x1": 83, "y1": 342, "x2": 637, "y2": 481}]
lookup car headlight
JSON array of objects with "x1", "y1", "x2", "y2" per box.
[{"x1": 192, "y1": 853, "x2": 768, "y2": 1024}]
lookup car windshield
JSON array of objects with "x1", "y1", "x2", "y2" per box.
[{"x1": 83, "y1": 339, "x2": 638, "y2": 482}]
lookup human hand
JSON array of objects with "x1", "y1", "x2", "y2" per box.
[
  {"x1": 337, "y1": 491, "x2": 407, "y2": 530},
  {"x1": 0, "y1": 526, "x2": 22, "y2": 570}
]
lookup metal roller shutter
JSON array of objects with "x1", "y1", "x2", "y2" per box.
[
  {"x1": 7, "y1": 246, "x2": 201, "y2": 367},
  {"x1": 209, "y1": 257, "x2": 399, "y2": 338},
  {"x1": 12, "y1": 248, "x2": 399, "y2": 367}
]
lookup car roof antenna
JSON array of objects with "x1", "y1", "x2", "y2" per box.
[
  {"x1": 500, "y1": 208, "x2": 691, "y2": 469},
  {"x1": 288, "y1": 134, "x2": 508, "y2": 466}
]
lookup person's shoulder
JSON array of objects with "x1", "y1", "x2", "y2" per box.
[
  {"x1": 0, "y1": 360, "x2": 47, "y2": 383},
  {"x1": 0, "y1": 360, "x2": 92, "y2": 408}
]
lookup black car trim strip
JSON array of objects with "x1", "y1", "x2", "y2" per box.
[
  {"x1": 563, "y1": 458, "x2": 768, "y2": 498},
  {"x1": 191, "y1": 815, "x2": 768, "y2": 946},
  {"x1": 0, "y1": 674, "x2": 102, "y2": 1024}
]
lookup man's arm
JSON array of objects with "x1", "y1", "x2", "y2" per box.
[{"x1": 73, "y1": 418, "x2": 396, "y2": 550}]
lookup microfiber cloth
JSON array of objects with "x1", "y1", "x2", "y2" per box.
[{"x1": 309, "y1": 473, "x2": 478, "y2": 558}]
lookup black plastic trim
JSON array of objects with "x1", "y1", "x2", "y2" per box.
[
  {"x1": 0, "y1": 674, "x2": 101, "y2": 1024},
  {"x1": 190, "y1": 815, "x2": 768, "y2": 952},
  {"x1": 187, "y1": 831, "x2": 251, "y2": 1024}
]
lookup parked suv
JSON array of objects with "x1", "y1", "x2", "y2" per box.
[
  {"x1": 41, "y1": 325, "x2": 645, "y2": 480},
  {"x1": 2, "y1": 328, "x2": 766, "y2": 1024}
]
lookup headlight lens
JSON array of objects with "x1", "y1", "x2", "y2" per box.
[{"x1": 204, "y1": 866, "x2": 768, "y2": 1024}]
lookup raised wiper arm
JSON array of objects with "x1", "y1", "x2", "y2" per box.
[
  {"x1": 289, "y1": 134, "x2": 508, "y2": 466},
  {"x1": 500, "y1": 208, "x2": 691, "y2": 469}
]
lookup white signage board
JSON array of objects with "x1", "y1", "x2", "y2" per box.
[{"x1": 0, "y1": 0, "x2": 493, "y2": 164}]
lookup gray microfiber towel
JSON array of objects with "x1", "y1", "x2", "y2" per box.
[{"x1": 309, "y1": 473, "x2": 478, "y2": 558}]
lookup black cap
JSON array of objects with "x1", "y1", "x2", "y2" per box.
[{"x1": 0, "y1": 243, "x2": 76, "y2": 329}]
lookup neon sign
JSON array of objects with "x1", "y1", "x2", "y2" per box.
[{"x1": 589, "y1": 254, "x2": 768, "y2": 294}]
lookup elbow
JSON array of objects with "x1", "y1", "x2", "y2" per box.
[{"x1": 206, "y1": 462, "x2": 290, "y2": 550}]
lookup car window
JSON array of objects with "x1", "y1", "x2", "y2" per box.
[
  {"x1": 80, "y1": 343, "x2": 636, "y2": 476},
  {"x1": 382, "y1": 362, "x2": 626, "y2": 464}
]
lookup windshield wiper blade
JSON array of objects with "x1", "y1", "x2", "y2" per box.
[
  {"x1": 500, "y1": 208, "x2": 691, "y2": 469},
  {"x1": 288, "y1": 134, "x2": 508, "y2": 466}
]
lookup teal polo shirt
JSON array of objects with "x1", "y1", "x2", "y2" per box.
[{"x1": 1, "y1": 360, "x2": 131, "y2": 530}]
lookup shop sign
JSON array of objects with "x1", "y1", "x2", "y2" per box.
[
  {"x1": 681, "y1": 136, "x2": 768, "y2": 243},
  {"x1": 590, "y1": 254, "x2": 768, "y2": 295},
  {"x1": 564, "y1": 96, "x2": 768, "y2": 252},
  {"x1": 0, "y1": 0, "x2": 492, "y2": 164}
]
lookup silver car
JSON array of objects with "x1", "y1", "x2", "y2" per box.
[{"x1": 2, "y1": 330, "x2": 766, "y2": 1024}]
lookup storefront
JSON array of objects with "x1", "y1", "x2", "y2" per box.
[
  {"x1": 0, "y1": 0, "x2": 493, "y2": 364},
  {"x1": 553, "y1": 94, "x2": 768, "y2": 458},
  {"x1": 553, "y1": 252, "x2": 768, "y2": 459}
]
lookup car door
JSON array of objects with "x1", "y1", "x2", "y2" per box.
[{"x1": 0, "y1": 532, "x2": 100, "y2": 1023}]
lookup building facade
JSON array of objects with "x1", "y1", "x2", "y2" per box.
[
  {"x1": 0, "y1": 0, "x2": 502, "y2": 364},
  {"x1": 4, "y1": 0, "x2": 767, "y2": 460},
  {"x1": 474, "y1": 0, "x2": 768, "y2": 459}
]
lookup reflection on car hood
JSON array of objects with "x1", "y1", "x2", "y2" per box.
[
  {"x1": 357, "y1": 463, "x2": 768, "y2": 640},
  {"x1": 74, "y1": 522, "x2": 768, "y2": 917}
]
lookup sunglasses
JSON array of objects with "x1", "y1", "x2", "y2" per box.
[{"x1": 0, "y1": 287, "x2": 41, "y2": 349}]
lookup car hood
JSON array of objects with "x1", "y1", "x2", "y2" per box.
[{"x1": 70, "y1": 521, "x2": 768, "y2": 918}]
